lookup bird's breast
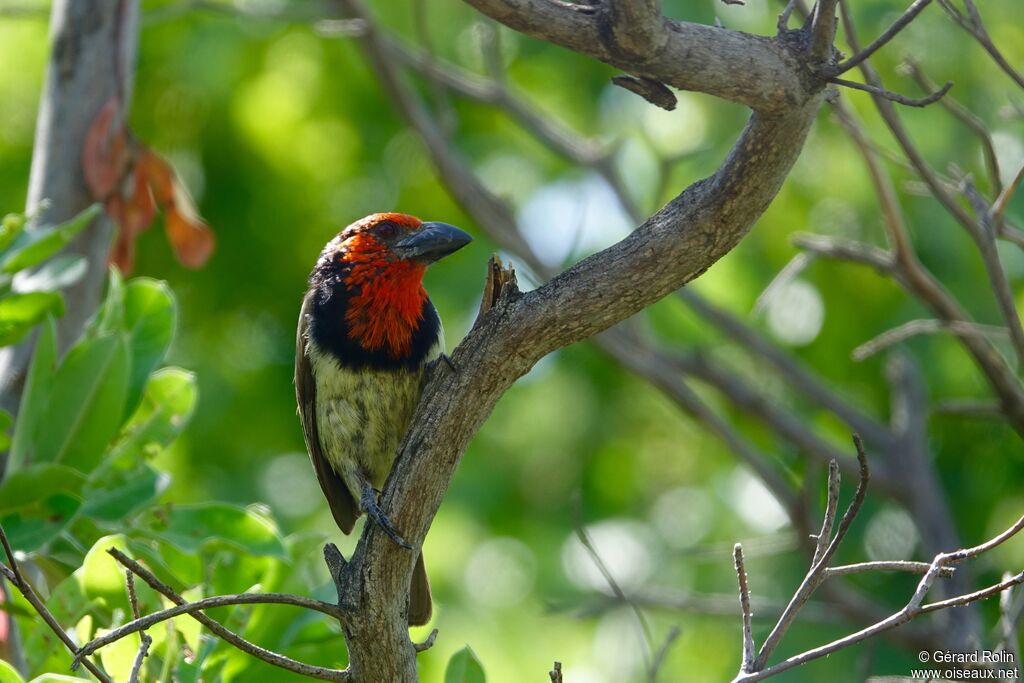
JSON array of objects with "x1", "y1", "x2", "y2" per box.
[{"x1": 309, "y1": 341, "x2": 435, "y2": 490}]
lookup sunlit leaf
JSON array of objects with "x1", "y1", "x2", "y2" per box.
[
  {"x1": 95, "y1": 628, "x2": 143, "y2": 682},
  {"x1": 0, "y1": 204, "x2": 100, "y2": 273},
  {"x1": 0, "y1": 658, "x2": 26, "y2": 683},
  {"x1": 0, "y1": 292, "x2": 64, "y2": 346},
  {"x1": 82, "y1": 535, "x2": 160, "y2": 615}
]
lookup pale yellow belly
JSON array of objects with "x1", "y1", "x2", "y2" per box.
[{"x1": 311, "y1": 348, "x2": 425, "y2": 499}]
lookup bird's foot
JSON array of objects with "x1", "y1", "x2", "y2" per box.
[{"x1": 360, "y1": 482, "x2": 415, "y2": 550}]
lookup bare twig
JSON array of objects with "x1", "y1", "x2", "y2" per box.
[
  {"x1": 937, "y1": 0, "x2": 1024, "y2": 90},
  {"x1": 550, "y1": 661, "x2": 563, "y2": 683},
  {"x1": 734, "y1": 544, "x2": 756, "y2": 674},
  {"x1": 124, "y1": 570, "x2": 152, "y2": 683},
  {"x1": 852, "y1": 319, "x2": 1010, "y2": 361},
  {"x1": 75, "y1": 591, "x2": 345, "y2": 663},
  {"x1": 650, "y1": 625, "x2": 682, "y2": 681},
  {"x1": 811, "y1": 461, "x2": 841, "y2": 566},
  {"x1": 824, "y1": 561, "x2": 954, "y2": 578},
  {"x1": 413, "y1": 628, "x2": 439, "y2": 653},
  {"x1": 107, "y1": 549, "x2": 349, "y2": 682},
  {"x1": 830, "y1": 77, "x2": 952, "y2": 107},
  {"x1": 809, "y1": 0, "x2": 840, "y2": 61},
  {"x1": 993, "y1": 164, "x2": 1024, "y2": 222},
  {"x1": 679, "y1": 290, "x2": 893, "y2": 449},
  {"x1": 0, "y1": 526, "x2": 112, "y2": 683},
  {"x1": 572, "y1": 497, "x2": 653, "y2": 668},
  {"x1": 833, "y1": 0, "x2": 934, "y2": 75},
  {"x1": 753, "y1": 438, "x2": 869, "y2": 669}
]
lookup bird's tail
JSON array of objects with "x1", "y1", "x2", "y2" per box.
[{"x1": 409, "y1": 551, "x2": 432, "y2": 626}]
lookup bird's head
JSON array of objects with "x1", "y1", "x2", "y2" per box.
[{"x1": 317, "y1": 212, "x2": 472, "y2": 357}]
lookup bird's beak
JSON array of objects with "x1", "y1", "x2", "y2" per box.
[{"x1": 393, "y1": 222, "x2": 473, "y2": 264}]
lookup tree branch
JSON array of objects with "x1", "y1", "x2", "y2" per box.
[
  {"x1": 458, "y1": 0, "x2": 812, "y2": 113},
  {"x1": 107, "y1": 549, "x2": 350, "y2": 682}
]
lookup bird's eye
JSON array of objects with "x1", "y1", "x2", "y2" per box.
[{"x1": 377, "y1": 222, "x2": 397, "y2": 239}]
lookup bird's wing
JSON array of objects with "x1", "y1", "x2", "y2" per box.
[{"x1": 296, "y1": 292, "x2": 358, "y2": 534}]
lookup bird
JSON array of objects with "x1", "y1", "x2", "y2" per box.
[{"x1": 295, "y1": 212, "x2": 471, "y2": 626}]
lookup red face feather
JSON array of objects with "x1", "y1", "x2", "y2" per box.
[{"x1": 339, "y1": 213, "x2": 428, "y2": 358}]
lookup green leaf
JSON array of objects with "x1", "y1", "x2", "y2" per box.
[
  {"x1": 114, "y1": 367, "x2": 197, "y2": 459},
  {"x1": 121, "y1": 278, "x2": 176, "y2": 418},
  {"x1": 86, "y1": 268, "x2": 124, "y2": 339},
  {"x1": 137, "y1": 503, "x2": 287, "y2": 558},
  {"x1": 0, "y1": 212, "x2": 25, "y2": 252},
  {"x1": 0, "y1": 659, "x2": 26, "y2": 683},
  {"x1": 0, "y1": 292, "x2": 64, "y2": 346},
  {"x1": 36, "y1": 333, "x2": 130, "y2": 471},
  {"x1": 0, "y1": 494, "x2": 80, "y2": 552},
  {"x1": 28, "y1": 676, "x2": 93, "y2": 683},
  {"x1": 81, "y1": 535, "x2": 159, "y2": 615},
  {"x1": 0, "y1": 407, "x2": 12, "y2": 452},
  {"x1": 0, "y1": 204, "x2": 100, "y2": 273},
  {"x1": 96, "y1": 629, "x2": 144, "y2": 682},
  {"x1": 8, "y1": 316, "x2": 56, "y2": 473},
  {"x1": 13, "y1": 254, "x2": 87, "y2": 293},
  {"x1": 0, "y1": 464, "x2": 86, "y2": 513},
  {"x1": 81, "y1": 464, "x2": 166, "y2": 521},
  {"x1": 445, "y1": 646, "x2": 487, "y2": 683}
]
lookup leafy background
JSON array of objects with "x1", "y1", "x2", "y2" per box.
[{"x1": 0, "y1": 0, "x2": 1023, "y2": 681}]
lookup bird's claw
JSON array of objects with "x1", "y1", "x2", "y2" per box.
[{"x1": 360, "y1": 482, "x2": 415, "y2": 551}]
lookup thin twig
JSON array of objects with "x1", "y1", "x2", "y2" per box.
[
  {"x1": 0, "y1": 527, "x2": 113, "y2": 683},
  {"x1": 650, "y1": 625, "x2": 682, "y2": 681},
  {"x1": 550, "y1": 661, "x2": 563, "y2": 683},
  {"x1": 830, "y1": 77, "x2": 952, "y2": 107},
  {"x1": 852, "y1": 319, "x2": 1010, "y2": 361},
  {"x1": 572, "y1": 497, "x2": 654, "y2": 668},
  {"x1": 413, "y1": 628, "x2": 439, "y2": 653},
  {"x1": 753, "y1": 437, "x2": 869, "y2": 670},
  {"x1": 124, "y1": 570, "x2": 153, "y2": 683},
  {"x1": 937, "y1": 0, "x2": 1024, "y2": 90},
  {"x1": 106, "y1": 549, "x2": 349, "y2": 682},
  {"x1": 993, "y1": 164, "x2": 1024, "y2": 222},
  {"x1": 823, "y1": 561, "x2": 954, "y2": 578},
  {"x1": 811, "y1": 460, "x2": 841, "y2": 566},
  {"x1": 75, "y1": 591, "x2": 346, "y2": 662},
  {"x1": 833, "y1": 0, "x2": 934, "y2": 75},
  {"x1": 734, "y1": 544, "x2": 756, "y2": 674}
]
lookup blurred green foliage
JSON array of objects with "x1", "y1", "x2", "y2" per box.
[{"x1": 0, "y1": 0, "x2": 1023, "y2": 681}]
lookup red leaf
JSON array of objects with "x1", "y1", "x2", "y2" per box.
[
  {"x1": 82, "y1": 97, "x2": 129, "y2": 200},
  {"x1": 166, "y1": 202, "x2": 215, "y2": 269},
  {"x1": 139, "y1": 150, "x2": 215, "y2": 268}
]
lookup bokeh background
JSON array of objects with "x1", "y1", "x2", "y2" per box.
[{"x1": 2, "y1": 0, "x2": 1024, "y2": 681}]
